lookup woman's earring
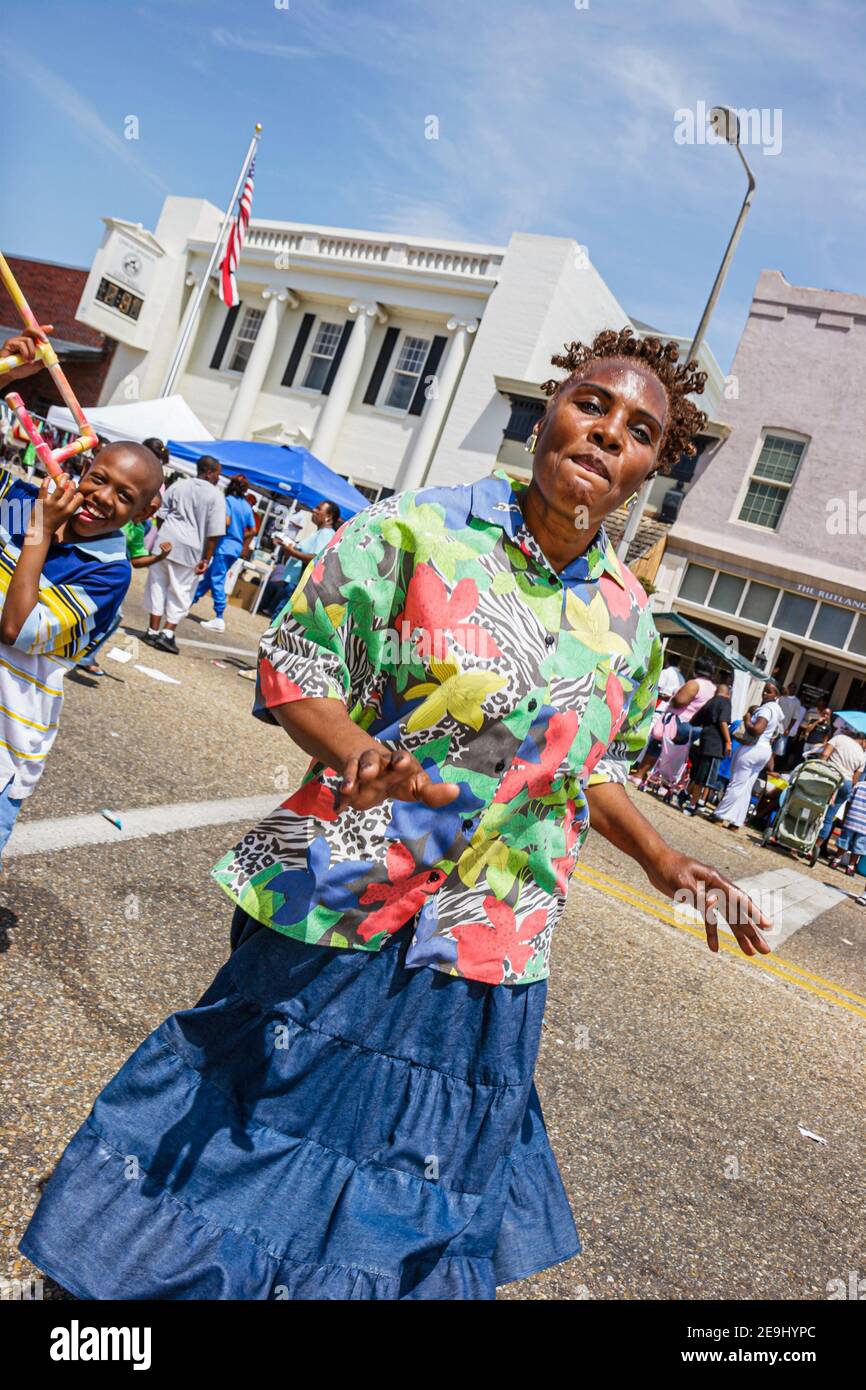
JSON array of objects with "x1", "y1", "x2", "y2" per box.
[
  {"x1": 525, "y1": 433, "x2": 538, "y2": 455},
  {"x1": 625, "y1": 491, "x2": 639, "y2": 509}
]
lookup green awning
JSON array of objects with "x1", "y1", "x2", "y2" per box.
[{"x1": 654, "y1": 611, "x2": 767, "y2": 677}]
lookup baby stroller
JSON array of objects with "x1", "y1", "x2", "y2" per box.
[{"x1": 759, "y1": 759, "x2": 845, "y2": 866}]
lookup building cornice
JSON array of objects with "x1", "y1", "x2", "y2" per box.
[
  {"x1": 184, "y1": 220, "x2": 503, "y2": 296},
  {"x1": 751, "y1": 268, "x2": 866, "y2": 321},
  {"x1": 244, "y1": 217, "x2": 506, "y2": 259},
  {"x1": 666, "y1": 525, "x2": 866, "y2": 604},
  {"x1": 100, "y1": 217, "x2": 166, "y2": 257},
  {"x1": 493, "y1": 374, "x2": 546, "y2": 400}
]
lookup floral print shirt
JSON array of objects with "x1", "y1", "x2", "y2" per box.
[{"x1": 212, "y1": 472, "x2": 662, "y2": 986}]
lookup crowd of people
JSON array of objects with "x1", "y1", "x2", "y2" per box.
[{"x1": 631, "y1": 655, "x2": 866, "y2": 881}]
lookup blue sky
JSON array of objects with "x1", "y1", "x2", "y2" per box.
[{"x1": 2, "y1": 0, "x2": 863, "y2": 371}]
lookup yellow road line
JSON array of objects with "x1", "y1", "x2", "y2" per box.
[
  {"x1": 575, "y1": 861, "x2": 866, "y2": 1006},
  {"x1": 576, "y1": 861, "x2": 866, "y2": 1006},
  {"x1": 573, "y1": 867, "x2": 866, "y2": 1022}
]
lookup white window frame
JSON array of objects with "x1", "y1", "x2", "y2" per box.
[
  {"x1": 296, "y1": 318, "x2": 344, "y2": 394},
  {"x1": 729, "y1": 427, "x2": 809, "y2": 533},
  {"x1": 377, "y1": 332, "x2": 431, "y2": 414},
  {"x1": 224, "y1": 306, "x2": 265, "y2": 375},
  {"x1": 677, "y1": 564, "x2": 860, "y2": 652}
]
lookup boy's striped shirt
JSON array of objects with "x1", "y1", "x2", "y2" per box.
[
  {"x1": 843, "y1": 781, "x2": 866, "y2": 836},
  {"x1": 0, "y1": 468, "x2": 131, "y2": 798}
]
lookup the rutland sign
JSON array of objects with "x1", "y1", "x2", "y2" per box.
[{"x1": 794, "y1": 583, "x2": 866, "y2": 613}]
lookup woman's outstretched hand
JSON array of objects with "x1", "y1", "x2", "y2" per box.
[
  {"x1": 584, "y1": 781, "x2": 773, "y2": 957},
  {"x1": 338, "y1": 746, "x2": 460, "y2": 813},
  {"x1": 645, "y1": 849, "x2": 773, "y2": 957}
]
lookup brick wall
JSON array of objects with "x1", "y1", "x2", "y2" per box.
[
  {"x1": 1, "y1": 254, "x2": 116, "y2": 414},
  {"x1": 0, "y1": 255, "x2": 103, "y2": 346}
]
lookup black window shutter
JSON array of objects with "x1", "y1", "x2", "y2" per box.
[
  {"x1": 408, "y1": 334, "x2": 448, "y2": 416},
  {"x1": 281, "y1": 311, "x2": 315, "y2": 387},
  {"x1": 322, "y1": 319, "x2": 355, "y2": 396},
  {"x1": 362, "y1": 325, "x2": 399, "y2": 405},
  {"x1": 209, "y1": 303, "x2": 240, "y2": 370}
]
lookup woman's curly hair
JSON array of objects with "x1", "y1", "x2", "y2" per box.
[{"x1": 540, "y1": 327, "x2": 708, "y2": 473}]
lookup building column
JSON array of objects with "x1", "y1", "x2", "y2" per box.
[
  {"x1": 311, "y1": 299, "x2": 386, "y2": 464},
  {"x1": 223, "y1": 287, "x2": 296, "y2": 439},
  {"x1": 393, "y1": 316, "x2": 479, "y2": 493},
  {"x1": 170, "y1": 271, "x2": 215, "y2": 386}
]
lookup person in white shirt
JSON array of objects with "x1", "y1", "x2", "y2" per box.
[
  {"x1": 816, "y1": 729, "x2": 866, "y2": 852},
  {"x1": 712, "y1": 681, "x2": 785, "y2": 830},
  {"x1": 775, "y1": 683, "x2": 807, "y2": 769},
  {"x1": 657, "y1": 659, "x2": 685, "y2": 701},
  {"x1": 778, "y1": 684, "x2": 806, "y2": 737},
  {"x1": 144, "y1": 456, "x2": 226, "y2": 654},
  {"x1": 822, "y1": 730, "x2": 866, "y2": 782}
]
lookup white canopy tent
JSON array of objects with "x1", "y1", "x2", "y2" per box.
[{"x1": 46, "y1": 394, "x2": 213, "y2": 446}]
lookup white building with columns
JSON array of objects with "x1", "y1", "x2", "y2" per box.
[{"x1": 73, "y1": 196, "x2": 723, "y2": 498}]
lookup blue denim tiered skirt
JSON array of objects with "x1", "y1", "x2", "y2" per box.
[{"x1": 21, "y1": 910, "x2": 580, "y2": 1299}]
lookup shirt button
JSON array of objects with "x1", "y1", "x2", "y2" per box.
[
  {"x1": 495, "y1": 760, "x2": 506, "y2": 772},
  {"x1": 548, "y1": 574, "x2": 557, "y2": 585},
  {"x1": 545, "y1": 634, "x2": 555, "y2": 647},
  {"x1": 527, "y1": 698, "x2": 538, "y2": 711},
  {"x1": 461, "y1": 818, "x2": 474, "y2": 830},
  {"x1": 427, "y1": 871, "x2": 439, "y2": 883}
]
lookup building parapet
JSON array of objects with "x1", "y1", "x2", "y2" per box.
[{"x1": 199, "y1": 220, "x2": 507, "y2": 284}]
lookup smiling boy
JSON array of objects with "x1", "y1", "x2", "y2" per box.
[{"x1": 0, "y1": 441, "x2": 164, "y2": 857}]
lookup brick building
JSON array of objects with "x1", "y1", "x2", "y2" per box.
[
  {"x1": 654, "y1": 270, "x2": 866, "y2": 710},
  {"x1": 0, "y1": 255, "x2": 116, "y2": 417}
]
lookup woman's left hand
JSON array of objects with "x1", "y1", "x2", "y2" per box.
[{"x1": 645, "y1": 849, "x2": 773, "y2": 957}]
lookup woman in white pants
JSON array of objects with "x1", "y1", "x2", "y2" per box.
[{"x1": 713, "y1": 681, "x2": 785, "y2": 830}]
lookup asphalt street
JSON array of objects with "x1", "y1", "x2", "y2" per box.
[{"x1": 1, "y1": 570, "x2": 864, "y2": 1301}]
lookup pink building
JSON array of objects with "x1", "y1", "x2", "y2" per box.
[{"x1": 655, "y1": 270, "x2": 866, "y2": 711}]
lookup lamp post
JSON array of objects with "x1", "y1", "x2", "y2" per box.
[{"x1": 616, "y1": 105, "x2": 757, "y2": 561}]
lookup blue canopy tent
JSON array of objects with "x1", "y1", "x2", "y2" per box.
[{"x1": 165, "y1": 439, "x2": 369, "y2": 518}]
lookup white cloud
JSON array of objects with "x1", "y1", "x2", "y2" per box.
[
  {"x1": 366, "y1": 190, "x2": 487, "y2": 244},
  {"x1": 210, "y1": 27, "x2": 311, "y2": 60},
  {"x1": 0, "y1": 41, "x2": 169, "y2": 194}
]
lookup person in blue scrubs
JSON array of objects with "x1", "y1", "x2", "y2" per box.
[
  {"x1": 260, "y1": 499, "x2": 340, "y2": 619},
  {"x1": 195, "y1": 474, "x2": 257, "y2": 632}
]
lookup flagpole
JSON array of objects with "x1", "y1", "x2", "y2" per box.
[{"x1": 159, "y1": 122, "x2": 262, "y2": 399}]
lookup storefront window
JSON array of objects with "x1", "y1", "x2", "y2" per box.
[
  {"x1": 846, "y1": 677, "x2": 866, "y2": 709},
  {"x1": 679, "y1": 563, "x2": 714, "y2": 604},
  {"x1": 707, "y1": 573, "x2": 746, "y2": 614},
  {"x1": 774, "y1": 592, "x2": 815, "y2": 636},
  {"x1": 848, "y1": 616, "x2": 866, "y2": 658},
  {"x1": 740, "y1": 581, "x2": 779, "y2": 625},
  {"x1": 810, "y1": 603, "x2": 855, "y2": 650}
]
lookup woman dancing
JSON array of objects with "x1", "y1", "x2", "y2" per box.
[{"x1": 21, "y1": 329, "x2": 772, "y2": 1300}]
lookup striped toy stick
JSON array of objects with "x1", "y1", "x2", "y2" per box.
[{"x1": 0, "y1": 250, "x2": 97, "y2": 479}]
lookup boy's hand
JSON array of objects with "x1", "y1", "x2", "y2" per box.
[
  {"x1": 338, "y1": 746, "x2": 461, "y2": 813},
  {"x1": 159, "y1": 540, "x2": 172, "y2": 556},
  {"x1": 30, "y1": 472, "x2": 82, "y2": 540},
  {"x1": 1, "y1": 324, "x2": 53, "y2": 382}
]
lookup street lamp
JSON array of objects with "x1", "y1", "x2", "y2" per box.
[{"x1": 616, "y1": 104, "x2": 757, "y2": 561}]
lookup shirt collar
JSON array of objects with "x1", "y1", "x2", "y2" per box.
[
  {"x1": 67, "y1": 529, "x2": 129, "y2": 563},
  {"x1": 468, "y1": 470, "x2": 626, "y2": 589}
]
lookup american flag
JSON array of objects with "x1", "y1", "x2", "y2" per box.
[{"x1": 218, "y1": 157, "x2": 256, "y2": 307}]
